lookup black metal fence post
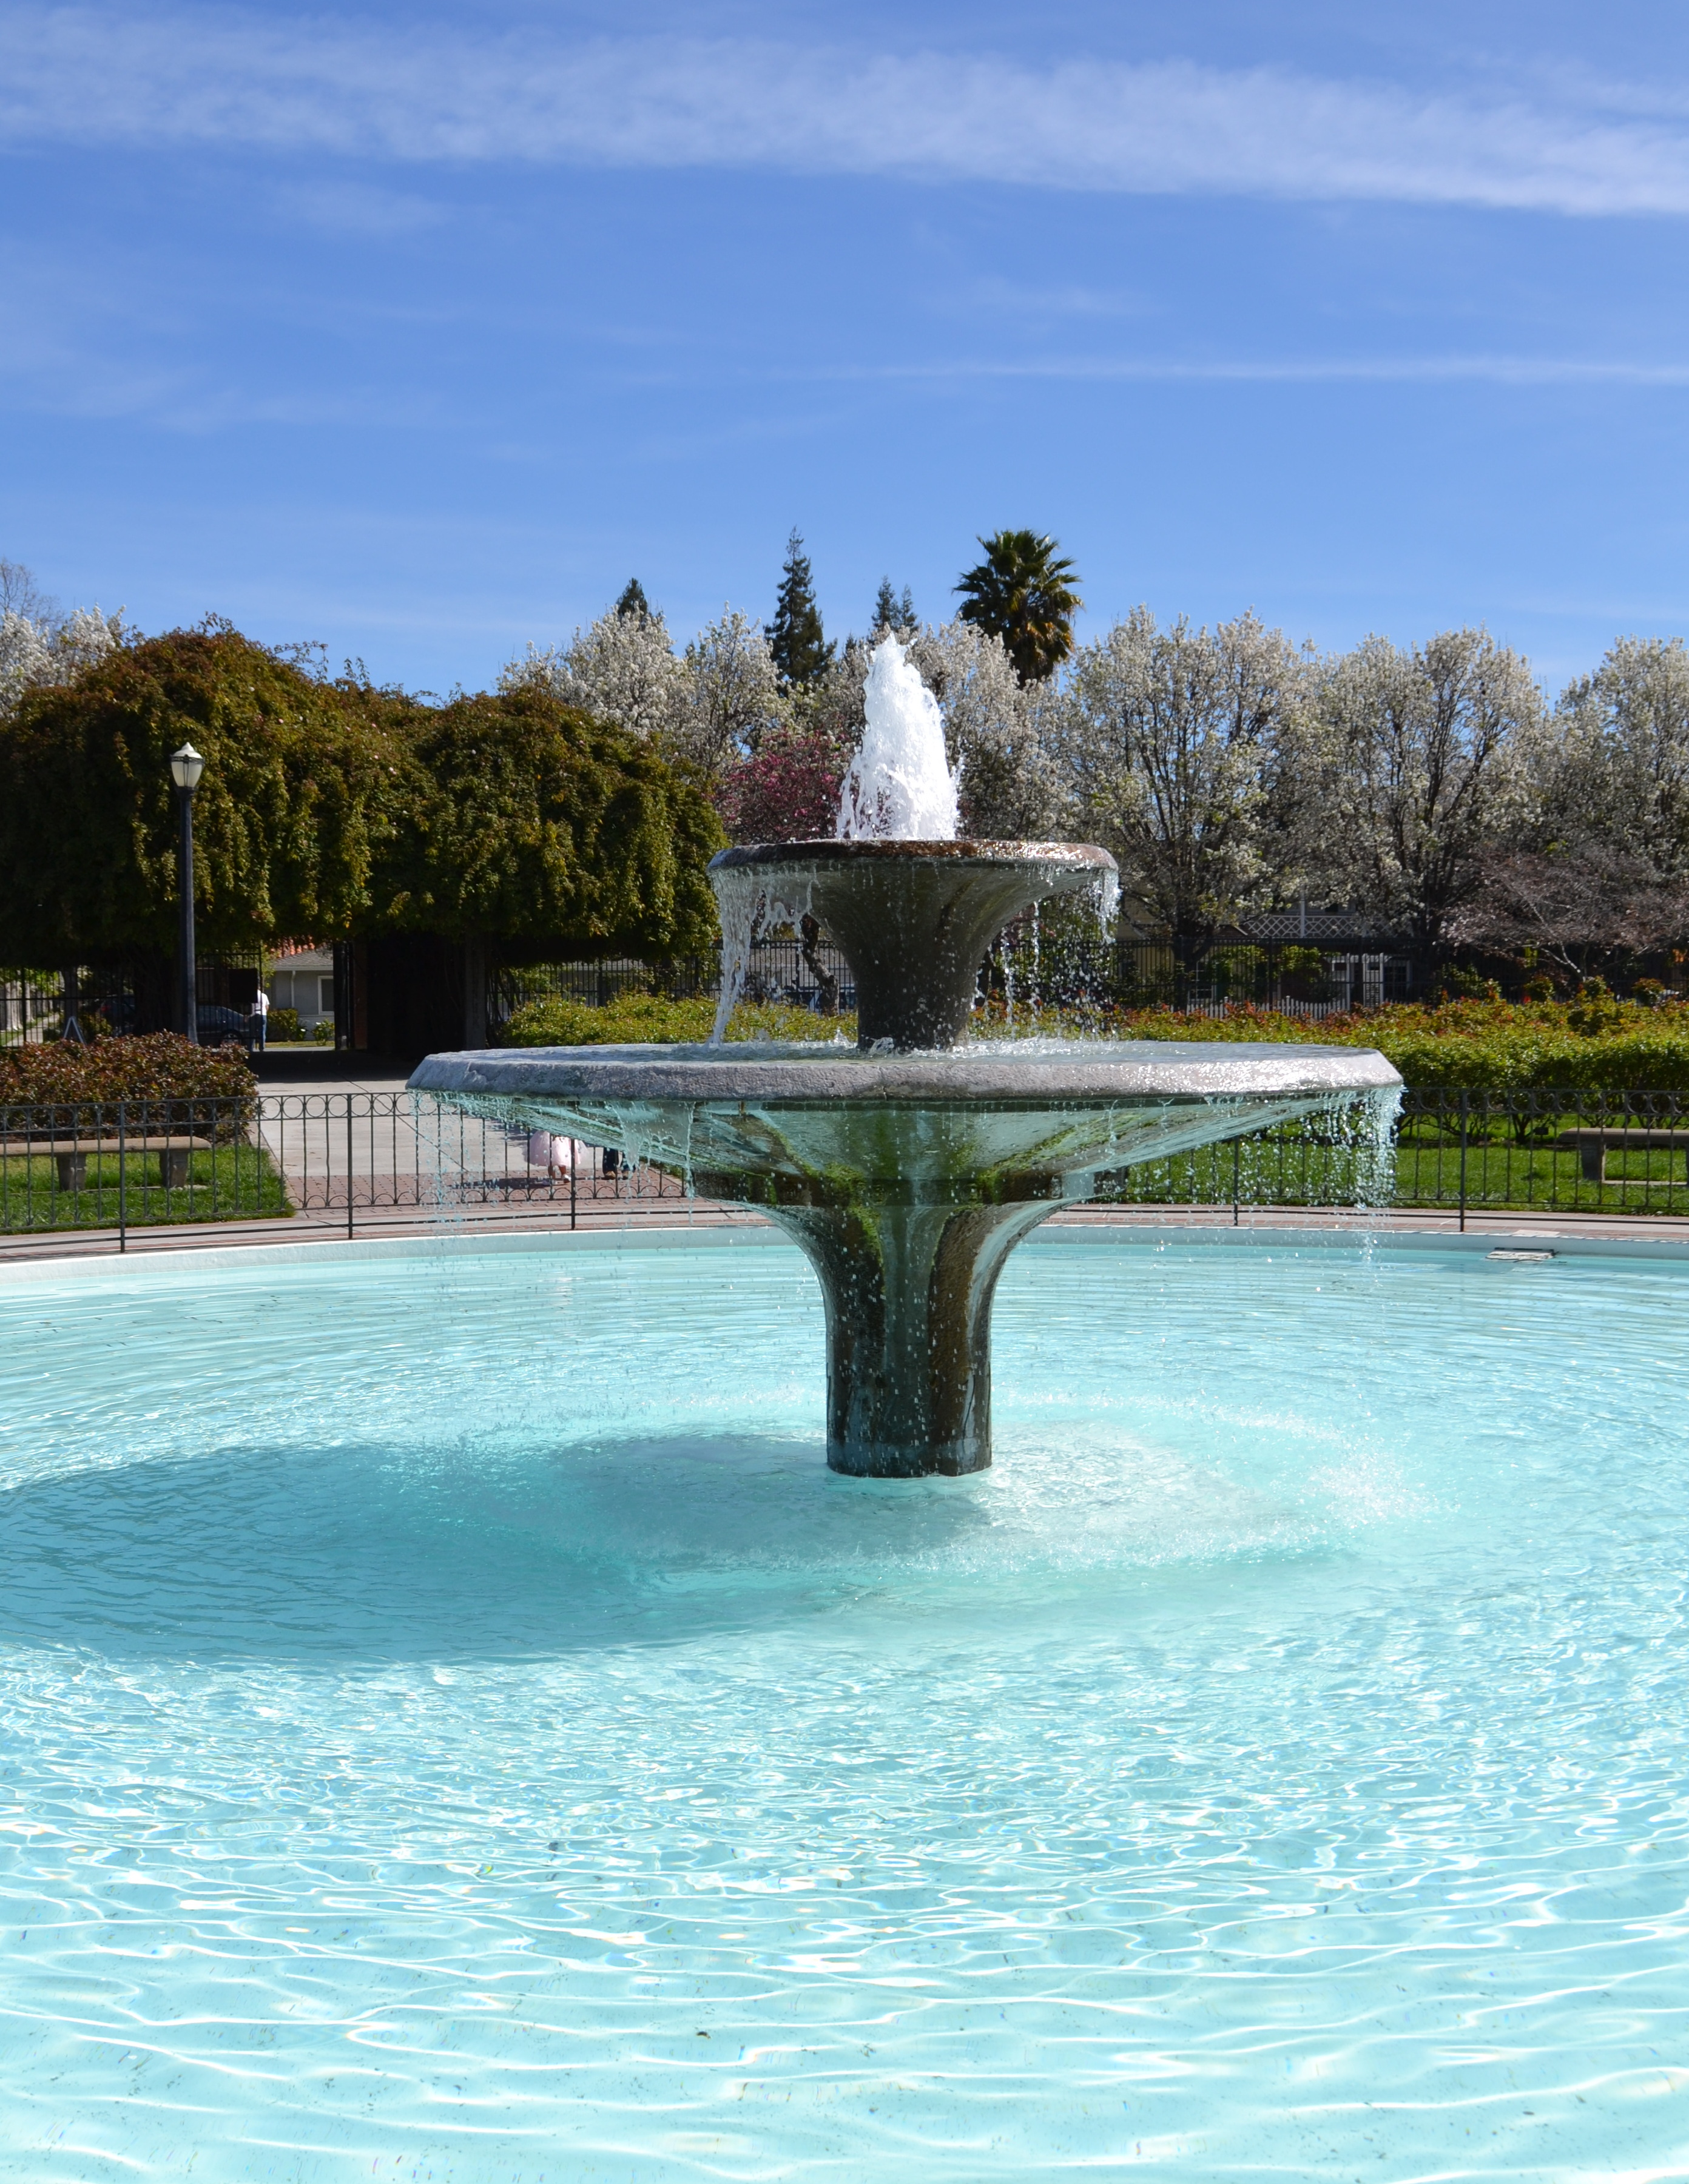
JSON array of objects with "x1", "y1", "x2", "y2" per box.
[
  {"x1": 118, "y1": 1097, "x2": 127, "y2": 1252},
  {"x1": 346, "y1": 1095, "x2": 355, "y2": 1239},
  {"x1": 1458, "y1": 1088, "x2": 1469, "y2": 1232},
  {"x1": 1232, "y1": 1134, "x2": 1241, "y2": 1226}
]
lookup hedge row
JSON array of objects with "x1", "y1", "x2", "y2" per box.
[
  {"x1": 499, "y1": 994, "x2": 851, "y2": 1046},
  {"x1": 0, "y1": 1031, "x2": 255, "y2": 1106},
  {"x1": 505, "y1": 992, "x2": 1689, "y2": 1093},
  {"x1": 15, "y1": 997, "x2": 1689, "y2": 1098},
  {"x1": 1085, "y1": 998, "x2": 1689, "y2": 1094}
]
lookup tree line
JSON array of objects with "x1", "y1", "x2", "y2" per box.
[
  {"x1": 0, "y1": 602, "x2": 720, "y2": 971},
  {"x1": 507, "y1": 533, "x2": 1689, "y2": 987},
  {"x1": 7, "y1": 538, "x2": 1689, "y2": 991}
]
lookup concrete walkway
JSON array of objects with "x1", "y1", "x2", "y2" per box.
[{"x1": 251, "y1": 1090, "x2": 633, "y2": 1213}]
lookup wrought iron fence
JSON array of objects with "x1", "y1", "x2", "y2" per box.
[
  {"x1": 8, "y1": 935, "x2": 1417, "y2": 1051},
  {"x1": 8, "y1": 1088, "x2": 1689, "y2": 1249},
  {"x1": 489, "y1": 938, "x2": 855, "y2": 1024},
  {"x1": 1, "y1": 957, "x2": 267, "y2": 1046},
  {"x1": 1096, "y1": 1088, "x2": 1689, "y2": 1225},
  {"x1": 1005, "y1": 937, "x2": 1415, "y2": 1013},
  {"x1": 0, "y1": 1093, "x2": 690, "y2": 1248},
  {"x1": 1111, "y1": 942, "x2": 1415, "y2": 1013}
]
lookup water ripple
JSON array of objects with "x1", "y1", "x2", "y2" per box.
[{"x1": 1, "y1": 1237, "x2": 1687, "y2": 2176}]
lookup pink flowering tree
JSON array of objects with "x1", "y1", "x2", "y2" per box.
[{"x1": 718, "y1": 719, "x2": 851, "y2": 844}]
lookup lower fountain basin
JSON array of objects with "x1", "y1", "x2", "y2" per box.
[
  {"x1": 413, "y1": 1039, "x2": 1401, "y2": 1475},
  {"x1": 3, "y1": 1228, "x2": 1686, "y2": 2178}
]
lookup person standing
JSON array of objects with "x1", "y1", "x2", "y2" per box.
[
  {"x1": 250, "y1": 983, "x2": 270, "y2": 1051},
  {"x1": 525, "y1": 1128, "x2": 573, "y2": 1180}
]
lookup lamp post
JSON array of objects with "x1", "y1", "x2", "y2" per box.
[{"x1": 170, "y1": 744, "x2": 205, "y2": 1043}]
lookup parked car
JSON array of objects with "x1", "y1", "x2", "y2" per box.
[{"x1": 196, "y1": 1003, "x2": 252, "y2": 1044}]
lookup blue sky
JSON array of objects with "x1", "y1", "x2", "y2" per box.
[{"x1": 5, "y1": 0, "x2": 1689, "y2": 693}]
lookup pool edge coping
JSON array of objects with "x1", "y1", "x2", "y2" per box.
[{"x1": 2, "y1": 1218, "x2": 1688, "y2": 1285}]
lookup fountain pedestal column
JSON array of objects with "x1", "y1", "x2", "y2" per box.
[
  {"x1": 701, "y1": 1170, "x2": 1060, "y2": 1475},
  {"x1": 410, "y1": 1042, "x2": 1403, "y2": 1485}
]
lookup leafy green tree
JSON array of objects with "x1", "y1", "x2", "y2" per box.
[
  {"x1": 0, "y1": 623, "x2": 395, "y2": 963},
  {"x1": 372, "y1": 684, "x2": 723, "y2": 957},
  {"x1": 955, "y1": 530, "x2": 1083, "y2": 682},
  {"x1": 872, "y1": 578, "x2": 917, "y2": 636},
  {"x1": 768, "y1": 530, "x2": 834, "y2": 689},
  {"x1": 615, "y1": 578, "x2": 652, "y2": 621}
]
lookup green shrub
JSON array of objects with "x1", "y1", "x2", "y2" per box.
[
  {"x1": 0, "y1": 1031, "x2": 254, "y2": 1106},
  {"x1": 501, "y1": 988, "x2": 1689, "y2": 1090},
  {"x1": 500, "y1": 993, "x2": 856, "y2": 1046},
  {"x1": 1081, "y1": 997, "x2": 1689, "y2": 1093},
  {"x1": 266, "y1": 1007, "x2": 302, "y2": 1041}
]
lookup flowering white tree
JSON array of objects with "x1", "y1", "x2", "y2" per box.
[
  {"x1": 499, "y1": 598, "x2": 685, "y2": 744},
  {"x1": 1542, "y1": 636, "x2": 1689, "y2": 878},
  {"x1": 1445, "y1": 635, "x2": 1689, "y2": 981},
  {"x1": 784, "y1": 620, "x2": 1067, "y2": 839},
  {"x1": 1310, "y1": 627, "x2": 1543, "y2": 966},
  {"x1": 502, "y1": 599, "x2": 786, "y2": 784},
  {"x1": 675, "y1": 608, "x2": 788, "y2": 780},
  {"x1": 0, "y1": 600, "x2": 124, "y2": 718},
  {"x1": 1056, "y1": 608, "x2": 1314, "y2": 961}
]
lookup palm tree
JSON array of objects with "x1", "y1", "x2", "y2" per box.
[{"x1": 954, "y1": 530, "x2": 1082, "y2": 682}]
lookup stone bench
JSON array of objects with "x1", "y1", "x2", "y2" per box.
[
  {"x1": 1, "y1": 1134, "x2": 215, "y2": 1191},
  {"x1": 1555, "y1": 1127, "x2": 1689, "y2": 1184}
]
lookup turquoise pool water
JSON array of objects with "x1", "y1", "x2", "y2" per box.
[{"x1": 1, "y1": 1230, "x2": 1685, "y2": 2179}]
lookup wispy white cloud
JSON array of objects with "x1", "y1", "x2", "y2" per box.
[
  {"x1": 799, "y1": 356, "x2": 1689, "y2": 386},
  {"x1": 5, "y1": 7, "x2": 1689, "y2": 215},
  {"x1": 271, "y1": 178, "x2": 449, "y2": 238}
]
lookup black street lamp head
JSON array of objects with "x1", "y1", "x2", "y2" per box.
[{"x1": 169, "y1": 743, "x2": 205, "y2": 793}]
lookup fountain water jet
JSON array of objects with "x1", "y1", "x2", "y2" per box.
[{"x1": 413, "y1": 638, "x2": 1400, "y2": 1477}]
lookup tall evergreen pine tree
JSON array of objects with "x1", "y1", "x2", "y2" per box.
[
  {"x1": 768, "y1": 530, "x2": 834, "y2": 687},
  {"x1": 872, "y1": 578, "x2": 916, "y2": 635},
  {"x1": 615, "y1": 578, "x2": 652, "y2": 620}
]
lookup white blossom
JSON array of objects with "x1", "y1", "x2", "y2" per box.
[
  {"x1": 1310, "y1": 627, "x2": 1542, "y2": 958},
  {"x1": 0, "y1": 604, "x2": 123, "y2": 718},
  {"x1": 1057, "y1": 608, "x2": 1313, "y2": 951},
  {"x1": 906, "y1": 618, "x2": 1068, "y2": 839},
  {"x1": 1542, "y1": 635, "x2": 1689, "y2": 880},
  {"x1": 501, "y1": 599, "x2": 786, "y2": 780},
  {"x1": 795, "y1": 618, "x2": 1067, "y2": 839},
  {"x1": 499, "y1": 601, "x2": 684, "y2": 744},
  {"x1": 673, "y1": 608, "x2": 788, "y2": 779}
]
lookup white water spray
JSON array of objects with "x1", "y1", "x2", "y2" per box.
[
  {"x1": 710, "y1": 638, "x2": 962, "y2": 1041},
  {"x1": 837, "y1": 638, "x2": 959, "y2": 841},
  {"x1": 709, "y1": 862, "x2": 813, "y2": 1045}
]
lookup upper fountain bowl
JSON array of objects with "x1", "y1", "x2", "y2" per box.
[{"x1": 711, "y1": 839, "x2": 1117, "y2": 1051}]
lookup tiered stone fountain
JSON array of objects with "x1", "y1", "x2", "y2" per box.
[{"x1": 414, "y1": 639, "x2": 1398, "y2": 1477}]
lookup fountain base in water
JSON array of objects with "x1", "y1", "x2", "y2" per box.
[{"x1": 411, "y1": 1042, "x2": 1401, "y2": 1477}]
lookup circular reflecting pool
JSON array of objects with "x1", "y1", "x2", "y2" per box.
[{"x1": 1, "y1": 1229, "x2": 1685, "y2": 2179}]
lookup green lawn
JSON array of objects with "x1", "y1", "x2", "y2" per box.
[
  {"x1": 1104, "y1": 1112, "x2": 1689, "y2": 1215},
  {"x1": 0, "y1": 1144, "x2": 293, "y2": 1232}
]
